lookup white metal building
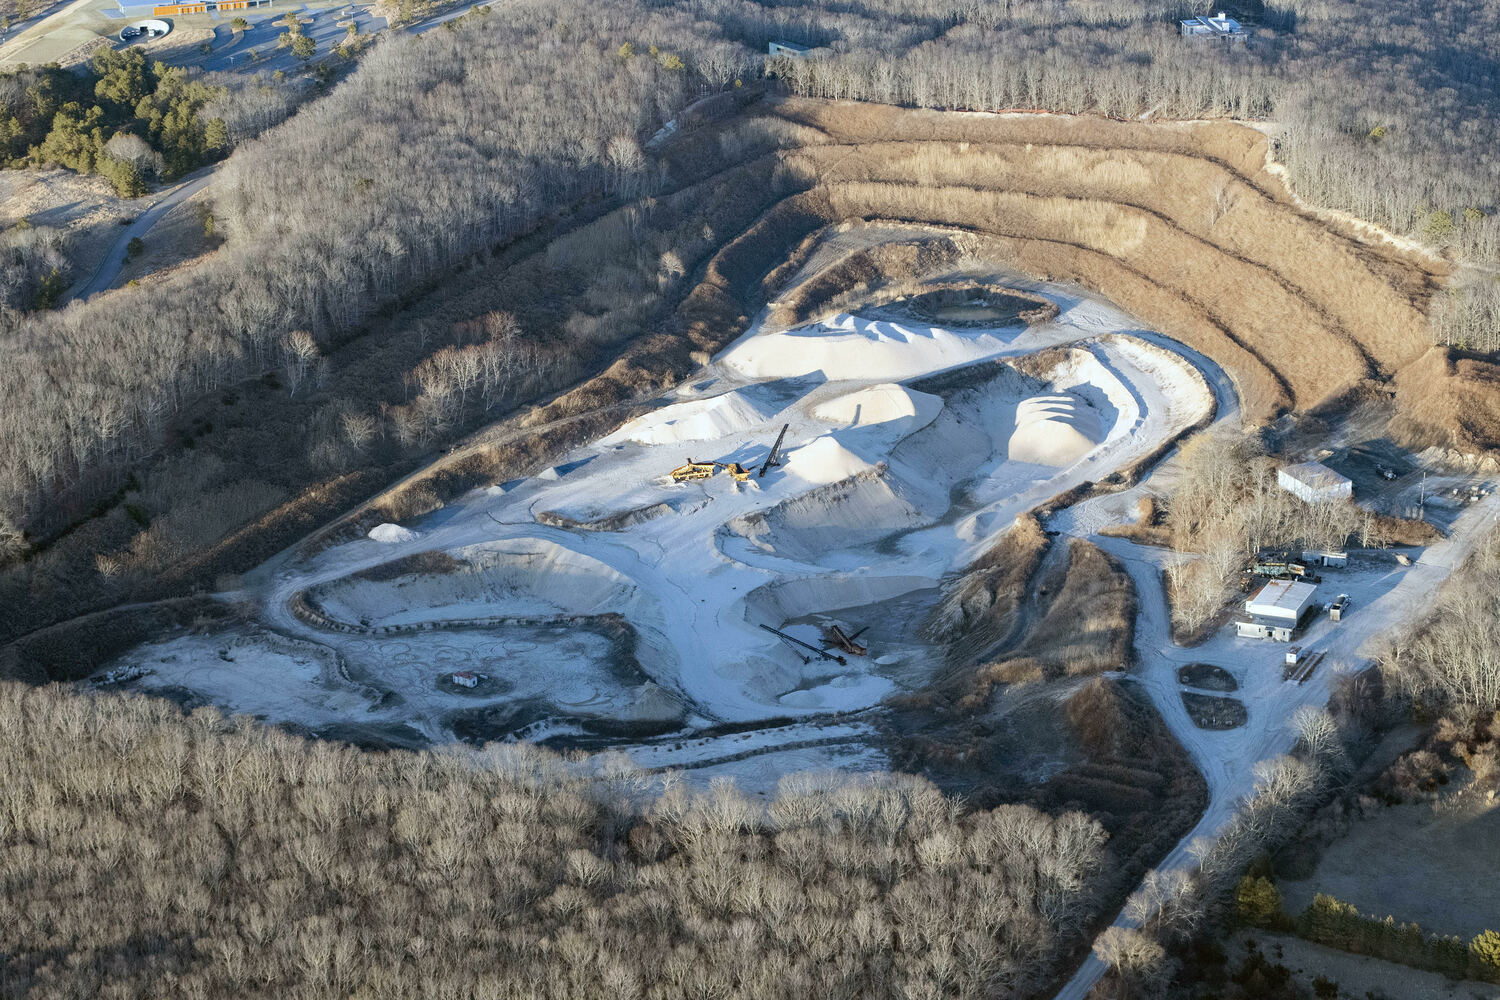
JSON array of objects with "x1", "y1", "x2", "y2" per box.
[
  {"x1": 1278, "y1": 462, "x2": 1353, "y2": 504},
  {"x1": 1237, "y1": 579, "x2": 1317, "y2": 641},
  {"x1": 451, "y1": 671, "x2": 479, "y2": 688},
  {"x1": 1180, "y1": 12, "x2": 1247, "y2": 40},
  {"x1": 768, "y1": 41, "x2": 813, "y2": 57}
]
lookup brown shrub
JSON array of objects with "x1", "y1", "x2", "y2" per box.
[{"x1": 1066, "y1": 677, "x2": 1130, "y2": 757}]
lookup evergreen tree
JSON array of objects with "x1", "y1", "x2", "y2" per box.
[{"x1": 1235, "y1": 875, "x2": 1283, "y2": 929}]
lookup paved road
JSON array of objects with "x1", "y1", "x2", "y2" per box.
[{"x1": 65, "y1": 165, "x2": 216, "y2": 303}]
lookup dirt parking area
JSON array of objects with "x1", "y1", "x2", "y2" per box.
[{"x1": 1281, "y1": 798, "x2": 1500, "y2": 939}]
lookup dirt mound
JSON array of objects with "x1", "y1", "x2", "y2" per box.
[
  {"x1": 782, "y1": 434, "x2": 875, "y2": 484},
  {"x1": 368, "y1": 523, "x2": 420, "y2": 543},
  {"x1": 730, "y1": 464, "x2": 935, "y2": 563},
  {"x1": 812, "y1": 383, "x2": 943, "y2": 434}
]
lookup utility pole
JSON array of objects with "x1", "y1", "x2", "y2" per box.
[{"x1": 1418, "y1": 471, "x2": 1426, "y2": 521}]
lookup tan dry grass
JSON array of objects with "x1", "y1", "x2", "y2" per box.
[
  {"x1": 796, "y1": 138, "x2": 1434, "y2": 377},
  {"x1": 1392, "y1": 346, "x2": 1500, "y2": 457}
]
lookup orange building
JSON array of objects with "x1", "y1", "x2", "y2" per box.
[{"x1": 148, "y1": 0, "x2": 270, "y2": 16}]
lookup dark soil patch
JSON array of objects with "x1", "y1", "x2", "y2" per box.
[
  {"x1": 1182, "y1": 691, "x2": 1247, "y2": 729},
  {"x1": 1178, "y1": 662, "x2": 1238, "y2": 692},
  {"x1": 896, "y1": 285, "x2": 1059, "y2": 328}
]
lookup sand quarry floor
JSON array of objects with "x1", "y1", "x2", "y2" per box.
[{"x1": 107, "y1": 274, "x2": 1211, "y2": 774}]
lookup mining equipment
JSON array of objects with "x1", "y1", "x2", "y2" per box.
[
  {"x1": 670, "y1": 459, "x2": 753, "y2": 483},
  {"x1": 669, "y1": 423, "x2": 791, "y2": 484},
  {"x1": 670, "y1": 459, "x2": 718, "y2": 482},
  {"x1": 759, "y1": 424, "x2": 789, "y2": 479},
  {"x1": 1246, "y1": 553, "x2": 1319, "y2": 583},
  {"x1": 759, "y1": 624, "x2": 847, "y2": 665},
  {"x1": 821, "y1": 624, "x2": 869, "y2": 656}
]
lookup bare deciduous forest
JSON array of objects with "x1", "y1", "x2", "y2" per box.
[{"x1": 0, "y1": 682, "x2": 1107, "y2": 1000}]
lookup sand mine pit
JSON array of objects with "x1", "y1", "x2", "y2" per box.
[
  {"x1": 897, "y1": 285, "x2": 1061, "y2": 328},
  {"x1": 99, "y1": 267, "x2": 1217, "y2": 760}
]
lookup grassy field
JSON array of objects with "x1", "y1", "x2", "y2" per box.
[{"x1": 1280, "y1": 798, "x2": 1500, "y2": 940}]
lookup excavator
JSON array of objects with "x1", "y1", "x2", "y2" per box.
[{"x1": 668, "y1": 423, "x2": 790, "y2": 484}]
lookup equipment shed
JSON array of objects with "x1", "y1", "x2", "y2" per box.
[
  {"x1": 1279, "y1": 462, "x2": 1353, "y2": 504},
  {"x1": 1238, "y1": 579, "x2": 1318, "y2": 641}
]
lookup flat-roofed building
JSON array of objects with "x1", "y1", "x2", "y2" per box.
[
  {"x1": 1236, "y1": 578, "x2": 1317, "y2": 641},
  {"x1": 1180, "y1": 12, "x2": 1247, "y2": 41},
  {"x1": 1278, "y1": 461, "x2": 1353, "y2": 504}
]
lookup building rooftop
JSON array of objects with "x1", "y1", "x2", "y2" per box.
[
  {"x1": 1245, "y1": 578, "x2": 1318, "y2": 619},
  {"x1": 1279, "y1": 461, "x2": 1352, "y2": 490},
  {"x1": 1181, "y1": 12, "x2": 1245, "y2": 35}
]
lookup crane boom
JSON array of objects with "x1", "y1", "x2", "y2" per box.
[{"x1": 758, "y1": 624, "x2": 846, "y2": 665}]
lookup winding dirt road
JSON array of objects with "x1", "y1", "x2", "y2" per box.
[{"x1": 65, "y1": 165, "x2": 217, "y2": 304}]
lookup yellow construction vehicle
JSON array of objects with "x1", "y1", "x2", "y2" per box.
[
  {"x1": 669, "y1": 459, "x2": 753, "y2": 483},
  {"x1": 670, "y1": 459, "x2": 718, "y2": 482}
]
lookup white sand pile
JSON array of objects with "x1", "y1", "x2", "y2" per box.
[
  {"x1": 782, "y1": 435, "x2": 873, "y2": 485},
  {"x1": 723, "y1": 313, "x2": 1014, "y2": 381},
  {"x1": 1007, "y1": 394, "x2": 1103, "y2": 466},
  {"x1": 603, "y1": 389, "x2": 778, "y2": 446},
  {"x1": 730, "y1": 467, "x2": 936, "y2": 563},
  {"x1": 813, "y1": 383, "x2": 943, "y2": 437},
  {"x1": 368, "y1": 523, "x2": 420, "y2": 543}
]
